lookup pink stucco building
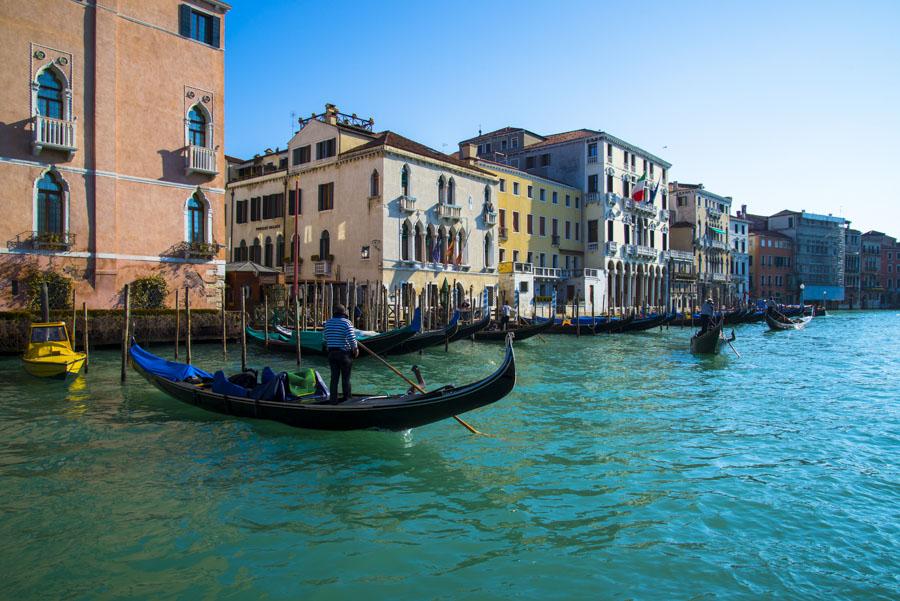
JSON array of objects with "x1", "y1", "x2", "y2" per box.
[{"x1": 0, "y1": 0, "x2": 229, "y2": 309}]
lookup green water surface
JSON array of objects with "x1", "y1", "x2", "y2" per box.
[{"x1": 0, "y1": 311, "x2": 897, "y2": 599}]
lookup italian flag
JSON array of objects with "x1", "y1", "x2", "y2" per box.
[{"x1": 632, "y1": 173, "x2": 647, "y2": 201}]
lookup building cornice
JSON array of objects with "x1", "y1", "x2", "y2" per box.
[{"x1": 586, "y1": 132, "x2": 672, "y2": 168}]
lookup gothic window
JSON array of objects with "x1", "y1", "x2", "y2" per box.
[
  {"x1": 187, "y1": 195, "x2": 205, "y2": 243},
  {"x1": 36, "y1": 171, "x2": 64, "y2": 234},
  {"x1": 188, "y1": 106, "x2": 207, "y2": 147},
  {"x1": 36, "y1": 68, "x2": 64, "y2": 119}
]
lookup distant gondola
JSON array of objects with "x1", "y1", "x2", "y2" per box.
[
  {"x1": 247, "y1": 309, "x2": 421, "y2": 356},
  {"x1": 473, "y1": 315, "x2": 554, "y2": 342},
  {"x1": 690, "y1": 316, "x2": 734, "y2": 354},
  {"x1": 386, "y1": 314, "x2": 459, "y2": 355},
  {"x1": 128, "y1": 336, "x2": 516, "y2": 432},
  {"x1": 448, "y1": 312, "x2": 491, "y2": 342},
  {"x1": 595, "y1": 313, "x2": 635, "y2": 333},
  {"x1": 765, "y1": 309, "x2": 812, "y2": 331},
  {"x1": 620, "y1": 313, "x2": 669, "y2": 333}
]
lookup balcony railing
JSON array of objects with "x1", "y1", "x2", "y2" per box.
[
  {"x1": 314, "y1": 260, "x2": 333, "y2": 276},
  {"x1": 398, "y1": 195, "x2": 416, "y2": 212},
  {"x1": 606, "y1": 240, "x2": 619, "y2": 255},
  {"x1": 186, "y1": 145, "x2": 217, "y2": 175},
  {"x1": 436, "y1": 203, "x2": 461, "y2": 221},
  {"x1": 711, "y1": 272, "x2": 728, "y2": 282},
  {"x1": 625, "y1": 198, "x2": 657, "y2": 215},
  {"x1": 8, "y1": 230, "x2": 76, "y2": 251},
  {"x1": 707, "y1": 207, "x2": 723, "y2": 219},
  {"x1": 587, "y1": 155, "x2": 599, "y2": 164},
  {"x1": 659, "y1": 209, "x2": 670, "y2": 222},
  {"x1": 709, "y1": 238, "x2": 728, "y2": 251},
  {"x1": 534, "y1": 267, "x2": 562, "y2": 279},
  {"x1": 510, "y1": 261, "x2": 533, "y2": 274},
  {"x1": 588, "y1": 242, "x2": 599, "y2": 252},
  {"x1": 626, "y1": 244, "x2": 659, "y2": 260},
  {"x1": 484, "y1": 211, "x2": 497, "y2": 226},
  {"x1": 584, "y1": 192, "x2": 602, "y2": 204},
  {"x1": 551, "y1": 234, "x2": 560, "y2": 247},
  {"x1": 33, "y1": 115, "x2": 77, "y2": 157},
  {"x1": 606, "y1": 192, "x2": 620, "y2": 207},
  {"x1": 184, "y1": 240, "x2": 222, "y2": 259},
  {"x1": 498, "y1": 226, "x2": 508, "y2": 240},
  {"x1": 667, "y1": 249, "x2": 694, "y2": 262}
]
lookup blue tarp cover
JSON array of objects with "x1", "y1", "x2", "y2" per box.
[{"x1": 130, "y1": 343, "x2": 213, "y2": 382}]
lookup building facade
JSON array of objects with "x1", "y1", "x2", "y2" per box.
[
  {"x1": 0, "y1": 0, "x2": 230, "y2": 309},
  {"x1": 749, "y1": 231, "x2": 794, "y2": 302},
  {"x1": 460, "y1": 127, "x2": 672, "y2": 314},
  {"x1": 860, "y1": 231, "x2": 899, "y2": 308},
  {"x1": 767, "y1": 210, "x2": 846, "y2": 305},
  {"x1": 730, "y1": 208, "x2": 750, "y2": 304},
  {"x1": 843, "y1": 228, "x2": 861, "y2": 308},
  {"x1": 476, "y1": 159, "x2": 590, "y2": 311},
  {"x1": 669, "y1": 183, "x2": 732, "y2": 304}
]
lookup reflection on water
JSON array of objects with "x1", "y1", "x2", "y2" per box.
[{"x1": 0, "y1": 312, "x2": 898, "y2": 599}]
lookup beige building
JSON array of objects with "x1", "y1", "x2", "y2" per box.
[
  {"x1": 669, "y1": 182, "x2": 732, "y2": 304},
  {"x1": 226, "y1": 105, "x2": 501, "y2": 307},
  {"x1": 0, "y1": 0, "x2": 230, "y2": 309}
]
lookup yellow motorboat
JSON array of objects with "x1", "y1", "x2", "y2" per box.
[{"x1": 22, "y1": 321, "x2": 86, "y2": 379}]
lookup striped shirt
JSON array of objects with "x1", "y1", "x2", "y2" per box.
[{"x1": 323, "y1": 316, "x2": 357, "y2": 351}]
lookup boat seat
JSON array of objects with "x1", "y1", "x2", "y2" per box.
[{"x1": 212, "y1": 371, "x2": 249, "y2": 397}]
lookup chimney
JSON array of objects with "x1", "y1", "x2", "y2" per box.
[
  {"x1": 741, "y1": 204, "x2": 747, "y2": 217},
  {"x1": 323, "y1": 103, "x2": 338, "y2": 125},
  {"x1": 459, "y1": 143, "x2": 478, "y2": 164}
]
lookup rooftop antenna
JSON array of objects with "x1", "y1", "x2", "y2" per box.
[
  {"x1": 478, "y1": 124, "x2": 482, "y2": 136},
  {"x1": 290, "y1": 111, "x2": 296, "y2": 137}
]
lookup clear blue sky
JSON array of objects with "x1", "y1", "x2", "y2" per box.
[{"x1": 224, "y1": 0, "x2": 900, "y2": 234}]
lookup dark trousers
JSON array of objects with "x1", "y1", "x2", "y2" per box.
[
  {"x1": 699, "y1": 314, "x2": 711, "y2": 333},
  {"x1": 500, "y1": 315, "x2": 510, "y2": 330},
  {"x1": 327, "y1": 349, "x2": 353, "y2": 402}
]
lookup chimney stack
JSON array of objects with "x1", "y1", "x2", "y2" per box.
[
  {"x1": 459, "y1": 143, "x2": 478, "y2": 164},
  {"x1": 323, "y1": 103, "x2": 338, "y2": 125},
  {"x1": 741, "y1": 204, "x2": 747, "y2": 217}
]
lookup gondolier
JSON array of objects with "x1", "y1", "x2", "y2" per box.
[
  {"x1": 324, "y1": 305, "x2": 358, "y2": 404},
  {"x1": 500, "y1": 301, "x2": 514, "y2": 331},
  {"x1": 699, "y1": 298, "x2": 714, "y2": 334}
]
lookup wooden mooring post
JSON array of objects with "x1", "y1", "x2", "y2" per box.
[
  {"x1": 120, "y1": 284, "x2": 130, "y2": 383},
  {"x1": 240, "y1": 292, "x2": 247, "y2": 373},
  {"x1": 185, "y1": 286, "x2": 192, "y2": 365},
  {"x1": 82, "y1": 302, "x2": 89, "y2": 374},
  {"x1": 174, "y1": 289, "x2": 180, "y2": 360},
  {"x1": 221, "y1": 286, "x2": 227, "y2": 356}
]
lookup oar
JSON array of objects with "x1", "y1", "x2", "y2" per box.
[
  {"x1": 725, "y1": 329, "x2": 741, "y2": 359},
  {"x1": 356, "y1": 341, "x2": 487, "y2": 436}
]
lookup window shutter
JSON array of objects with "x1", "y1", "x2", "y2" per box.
[
  {"x1": 288, "y1": 190, "x2": 295, "y2": 215},
  {"x1": 179, "y1": 4, "x2": 191, "y2": 37},
  {"x1": 211, "y1": 14, "x2": 221, "y2": 48}
]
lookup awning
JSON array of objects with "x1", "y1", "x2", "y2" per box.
[{"x1": 709, "y1": 227, "x2": 726, "y2": 235}]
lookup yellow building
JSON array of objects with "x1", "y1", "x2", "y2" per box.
[{"x1": 476, "y1": 159, "x2": 593, "y2": 312}]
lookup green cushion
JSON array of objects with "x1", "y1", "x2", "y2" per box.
[{"x1": 287, "y1": 369, "x2": 318, "y2": 397}]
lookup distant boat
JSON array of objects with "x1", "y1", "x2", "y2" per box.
[
  {"x1": 765, "y1": 310, "x2": 813, "y2": 331},
  {"x1": 22, "y1": 321, "x2": 86, "y2": 379}
]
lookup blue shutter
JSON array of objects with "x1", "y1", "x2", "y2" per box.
[
  {"x1": 179, "y1": 4, "x2": 191, "y2": 38},
  {"x1": 211, "y1": 14, "x2": 221, "y2": 48}
]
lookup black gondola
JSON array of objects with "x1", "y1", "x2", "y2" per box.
[
  {"x1": 595, "y1": 314, "x2": 635, "y2": 333},
  {"x1": 385, "y1": 321, "x2": 459, "y2": 355},
  {"x1": 690, "y1": 316, "x2": 731, "y2": 354},
  {"x1": 765, "y1": 309, "x2": 812, "y2": 331},
  {"x1": 448, "y1": 312, "x2": 491, "y2": 342},
  {"x1": 620, "y1": 313, "x2": 668, "y2": 332},
  {"x1": 128, "y1": 337, "x2": 516, "y2": 432},
  {"x1": 473, "y1": 315, "x2": 554, "y2": 341}
]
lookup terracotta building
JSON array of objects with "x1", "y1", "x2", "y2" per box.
[
  {"x1": 0, "y1": 0, "x2": 230, "y2": 309},
  {"x1": 749, "y1": 230, "x2": 794, "y2": 303}
]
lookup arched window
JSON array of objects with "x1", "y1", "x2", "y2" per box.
[
  {"x1": 238, "y1": 239, "x2": 247, "y2": 261},
  {"x1": 401, "y1": 221, "x2": 410, "y2": 261},
  {"x1": 250, "y1": 239, "x2": 261, "y2": 263},
  {"x1": 414, "y1": 224, "x2": 424, "y2": 262},
  {"x1": 401, "y1": 165, "x2": 410, "y2": 196},
  {"x1": 264, "y1": 236, "x2": 273, "y2": 267},
  {"x1": 188, "y1": 106, "x2": 207, "y2": 147},
  {"x1": 438, "y1": 176, "x2": 445, "y2": 203},
  {"x1": 484, "y1": 233, "x2": 493, "y2": 268},
  {"x1": 187, "y1": 194, "x2": 205, "y2": 243},
  {"x1": 426, "y1": 226, "x2": 435, "y2": 262},
  {"x1": 370, "y1": 170, "x2": 380, "y2": 197},
  {"x1": 36, "y1": 171, "x2": 64, "y2": 234},
  {"x1": 447, "y1": 177, "x2": 455, "y2": 205},
  {"x1": 36, "y1": 68, "x2": 64, "y2": 119},
  {"x1": 276, "y1": 235, "x2": 284, "y2": 267},
  {"x1": 319, "y1": 230, "x2": 330, "y2": 259}
]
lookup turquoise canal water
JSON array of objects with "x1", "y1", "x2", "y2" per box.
[{"x1": 1, "y1": 311, "x2": 898, "y2": 599}]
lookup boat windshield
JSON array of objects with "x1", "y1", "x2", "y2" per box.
[{"x1": 31, "y1": 326, "x2": 67, "y2": 343}]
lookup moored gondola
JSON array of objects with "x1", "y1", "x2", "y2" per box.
[
  {"x1": 448, "y1": 312, "x2": 491, "y2": 342},
  {"x1": 595, "y1": 313, "x2": 635, "y2": 333},
  {"x1": 248, "y1": 309, "x2": 421, "y2": 356},
  {"x1": 620, "y1": 313, "x2": 668, "y2": 333},
  {"x1": 128, "y1": 335, "x2": 516, "y2": 431},
  {"x1": 690, "y1": 316, "x2": 732, "y2": 354},
  {"x1": 385, "y1": 316, "x2": 459, "y2": 355},
  {"x1": 473, "y1": 315, "x2": 554, "y2": 342}
]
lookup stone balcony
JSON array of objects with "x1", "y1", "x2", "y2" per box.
[
  {"x1": 625, "y1": 198, "x2": 657, "y2": 216},
  {"x1": 484, "y1": 211, "x2": 497, "y2": 226},
  {"x1": 436, "y1": 203, "x2": 461, "y2": 221},
  {"x1": 398, "y1": 195, "x2": 416, "y2": 212},
  {"x1": 711, "y1": 272, "x2": 728, "y2": 282},
  {"x1": 533, "y1": 266, "x2": 562, "y2": 279},
  {"x1": 667, "y1": 249, "x2": 695, "y2": 262},
  {"x1": 584, "y1": 192, "x2": 602, "y2": 204},
  {"x1": 605, "y1": 240, "x2": 619, "y2": 256},
  {"x1": 33, "y1": 115, "x2": 77, "y2": 158},
  {"x1": 8, "y1": 230, "x2": 76, "y2": 252},
  {"x1": 314, "y1": 259, "x2": 333, "y2": 276},
  {"x1": 186, "y1": 145, "x2": 217, "y2": 176},
  {"x1": 626, "y1": 244, "x2": 659, "y2": 260},
  {"x1": 587, "y1": 155, "x2": 599, "y2": 164}
]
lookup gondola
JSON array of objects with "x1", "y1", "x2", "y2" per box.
[
  {"x1": 620, "y1": 313, "x2": 668, "y2": 333},
  {"x1": 247, "y1": 309, "x2": 421, "y2": 356},
  {"x1": 723, "y1": 308, "x2": 749, "y2": 325},
  {"x1": 448, "y1": 311, "x2": 491, "y2": 342},
  {"x1": 547, "y1": 316, "x2": 599, "y2": 335},
  {"x1": 595, "y1": 313, "x2": 635, "y2": 333},
  {"x1": 385, "y1": 315, "x2": 459, "y2": 355},
  {"x1": 765, "y1": 310, "x2": 812, "y2": 331},
  {"x1": 128, "y1": 336, "x2": 516, "y2": 432},
  {"x1": 473, "y1": 315, "x2": 554, "y2": 342},
  {"x1": 690, "y1": 317, "x2": 734, "y2": 354}
]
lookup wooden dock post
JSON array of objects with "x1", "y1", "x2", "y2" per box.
[
  {"x1": 240, "y1": 292, "x2": 247, "y2": 372},
  {"x1": 294, "y1": 293, "x2": 301, "y2": 366},
  {"x1": 221, "y1": 286, "x2": 227, "y2": 356},
  {"x1": 174, "y1": 289, "x2": 180, "y2": 360},
  {"x1": 576, "y1": 293, "x2": 581, "y2": 337},
  {"x1": 185, "y1": 286, "x2": 192, "y2": 365},
  {"x1": 40, "y1": 283, "x2": 49, "y2": 322},
  {"x1": 263, "y1": 293, "x2": 269, "y2": 349},
  {"x1": 312, "y1": 282, "x2": 318, "y2": 331},
  {"x1": 120, "y1": 284, "x2": 130, "y2": 383},
  {"x1": 71, "y1": 290, "x2": 76, "y2": 348},
  {"x1": 82, "y1": 302, "x2": 89, "y2": 374}
]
